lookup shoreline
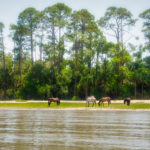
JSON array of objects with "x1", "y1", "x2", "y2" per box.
[
  {"x1": 0, "y1": 107, "x2": 150, "y2": 111},
  {"x1": 0, "y1": 100, "x2": 150, "y2": 103},
  {"x1": 1, "y1": 100, "x2": 150, "y2": 111}
]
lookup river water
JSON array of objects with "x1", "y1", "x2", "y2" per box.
[{"x1": 0, "y1": 109, "x2": 150, "y2": 150}]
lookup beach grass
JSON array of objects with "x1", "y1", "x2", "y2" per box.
[
  {"x1": 0, "y1": 102, "x2": 86, "y2": 108},
  {"x1": 0, "y1": 101, "x2": 150, "y2": 109},
  {"x1": 107, "y1": 103, "x2": 150, "y2": 109}
]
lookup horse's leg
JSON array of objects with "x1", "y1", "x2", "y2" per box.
[
  {"x1": 98, "y1": 101, "x2": 100, "y2": 106},
  {"x1": 127, "y1": 100, "x2": 130, "y2": 106},
  {"x1": 86, "y1": 101, "x2": 89, "y2": 107},
  {"x1": 92, "y1": 101, "x2": 94, "y2": 107},
  {"x1": 108, "y1": 100, "x2": 110, "y2": 106},
  {"x1": 125, "y1": 100, "x2": 127, "y2": 104},
  {"x1": 48, "y1": 101, "x2": 51, "y2": 106}
]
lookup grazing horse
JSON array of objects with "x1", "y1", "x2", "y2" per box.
[
  {"x1": 86, "y1": 96, "x2": 96, "y2": 107},
  {"x1": 124, "y1": 97, "x2": 131, "y2": 106},
  {"x1": 98, "y1": 97, "x2": 111, "y2": 106},
  {"x1": 48, "y1": 97, "x2": 60, "y2": 106}
]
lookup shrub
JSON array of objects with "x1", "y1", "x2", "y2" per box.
[{"x1": 72, "y1": 96, "x2": 81, "y2": 100}]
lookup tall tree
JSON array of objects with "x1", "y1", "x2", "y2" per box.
[
  {"x1": 36, "y1": 11, "x2": 47, "y2": 63},
  {"x1": 18, "y1": 8, "x2": 39, "y2": 66},
  {"x1": 10, "y1": 24, "x2": 27, "y2": 85},
  {"x1": 0, "y1": 22, "x2": 6, "y2": 99},
  {"x1": 98, "y1": 7, "x2": 136, "y2": 46},
  {"x1": 98, "y1": 7, "x2": 136, "y2": 97},
  {"x1": 44, "y1": 6, "x2": 58, "y2": 65},
  {"x1": 53, "y1": 3, "x2": 71, "y2": 71},
  {"x1": 139, "y1": 9, "x2": 150, "y2": 50},
  {"x1": 44, "y1": 3, "x2": 71, "y2": 67},
  {"x1": 67, "y1": 9, "x2": 100, "y2": 97}
]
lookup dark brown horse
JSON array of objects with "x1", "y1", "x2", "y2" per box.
[
  {"x1": 48, "y1": 97, "x2": 60, "y2": 106},
  {"x1": 124, "y1": 97, "x2": 131, "y2": 106},
  {"x1": 98, "y1": 97, "x2": 111, "y2": 106}
]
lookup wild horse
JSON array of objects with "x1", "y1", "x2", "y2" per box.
[
  {"x1": 86, "y1": 96, "x2": 96, "y2": 107},
  {"x1": 98, "y1": 97, "x2": 111, "y2": 106},
  {"x1": 48, "y1": 97, "x2": 60, "y2": 106},
  {"x1": 124, "y1": 97, "x2": 131, "y2": 106}
]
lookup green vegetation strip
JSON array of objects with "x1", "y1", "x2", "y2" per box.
[{"x1": 0, "y1": 102, "x2": 150, "y2": 109}]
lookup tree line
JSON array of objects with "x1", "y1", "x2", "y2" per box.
[{"x1": 0, "y1": 3, "x2": 150, "y2": 100}]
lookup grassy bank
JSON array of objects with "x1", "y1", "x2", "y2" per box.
[{"x1": 0, "y1": 101, "x2": 150, "y2": 109}]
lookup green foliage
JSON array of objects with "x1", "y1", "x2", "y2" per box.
[
  {"x1": 139, "y1": 9, "x2": 150, "y2": 50},
  {"x1": 20, "y1": 62, "x2": 51, "y2": 99},
  {"x1": 98, "y1": 6, "x2": 136, "y2": 43},
  {"x1": 0, "y1": 3, "x2": 150, "y2": 100},
  {"x1": 72, "y1": 96, "x2": 81, "y2": 100}
]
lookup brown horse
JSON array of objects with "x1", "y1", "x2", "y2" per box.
[
  {"x1": 98, "y1": 97, "x2": 111, "y2": 106},
  {"x1": 48, "y1": 97, "x2": 60, "y2": 106},
  {"x1": 124, "y1": 97, "x2": 131, "y2": 106}
]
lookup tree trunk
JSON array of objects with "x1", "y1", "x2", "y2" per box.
[
  {"x1": 13, "y1": 43, "x2": 16, "y2": 99},
  {"x1": 74, "y1": 77, "x2": 77, "y2": 97},
  {"x1": 31, "y1": 31, "x2": 34, "y2": 66},
  {"x1": 0, "y1": 30, "x2": 7, "y2": 99},
  {"x1": 3, "y1": 47, "x2": 7, "y2": 99},
  {"x1": 74, "y1": 40, "x2": 79, "y2": 97},
  {"x1": 58, "y1": 26, "x2": 61, "y2": 72},
  {"x1": 121, "y1": 19, "x2": 124, "y2": 50},
  {"x1": 85, "y1": 85, "x2": 88, "y2": 98},
  {"x1": 141, "y1": 83, "x2": 144, "y2": 99},
  {"x1": 88, "y1": 35, "x2": 92, "y2": 69},
  {"x1": 134, "y1": 81, "x2": 137, "y2": 99},
  {"x1": 19, "y1": 45, "x2": 22, "y2": 86},
  {"x1": 81, "y1": 21, "x2": 85, "y2": 62},
  {"x1": 40, "y1": 30, "x2": 44, "y2": 63},
  {"x1": 52, "y1": 21, "x2": 56, "y2": 65},
  {"x1": 104, "y1": 81, "x2": 106, "y2": 96}
]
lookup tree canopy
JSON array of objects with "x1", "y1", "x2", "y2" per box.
[{"x1": 0, "y1": 3, "x2": 150, "y2": 100}]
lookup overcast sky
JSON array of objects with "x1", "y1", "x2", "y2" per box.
[{"x1": 0, "y1": 0, "x2": 150, "y2": 53}]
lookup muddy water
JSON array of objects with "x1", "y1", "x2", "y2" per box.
[{"x1": 0, "y1": 110, "x2": 150, "y2": 150}]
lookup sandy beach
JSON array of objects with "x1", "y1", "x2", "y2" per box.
[{"x1": 1, "y1": 100, "x2": 150, "y2": 111}]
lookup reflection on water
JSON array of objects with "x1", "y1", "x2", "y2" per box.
[{"x1": 0, "y1": 110, "x2": 150, "y2": 150}]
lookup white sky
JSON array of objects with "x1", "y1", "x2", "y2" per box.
[{"x1": 0, "y1": 0, "x2": 150, "y2": 54}]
